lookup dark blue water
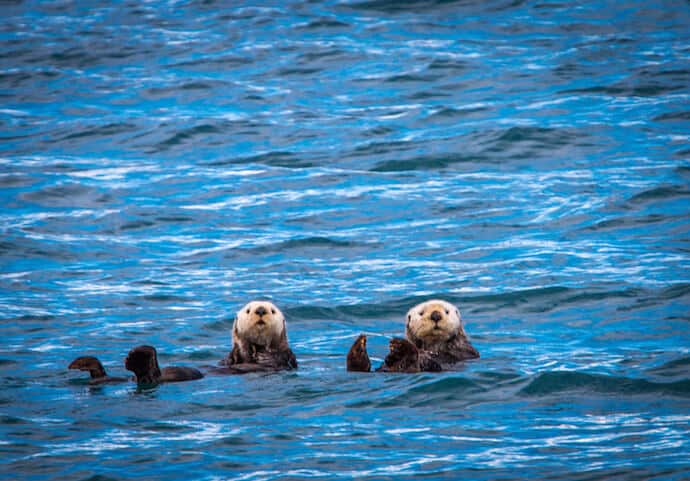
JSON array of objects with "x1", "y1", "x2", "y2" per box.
[{"x1": 1, "y1": 1, "x2": 690, "y2": 480}]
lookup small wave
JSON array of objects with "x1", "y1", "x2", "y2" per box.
[
  {"x1": 520, "y1": 371, "x2": 690, "y2": 398},
  {"x1": 273, "y1": 66, "x2": 324, "y2": 77},
  {"x1": 489, "y1": 126, "x2": 580, "y2": 147},
  {"x1": 58, "y1": 122, "x2": 138, "y2": 142},
  {"x1": 296, "y1": 17, "x2": 350, "y2": 30},
  {"x1": 370, "y1": 154, "x2": 490, "y2": 172},
  {"x1": 424, "y1": 105, "x2": 489, "y2": 121},
  {"x1": 154, "y1": 123, "x2": 224, "y2": 150},
  {"x1": 384, "y1": 72, "x2": 439, "y2": 83},
  {"x1": 0, "y1": 174, "x2": 35, "y2": 188},
  {"x1": 585, "y1": 214, "x2": 676, "y2": 232},
  {"x1": 560, "y1": 83, "x2": 685, "y2": 97},
  {"x1": 206, "y1": 151, "x2": 312, "y2": 168},
  {"x1": 19, "y1": 183, "x2": 111, "y2": 208},
  {"x1": 374, "y1": 376, "x2": 485, "y2": 408},
  {"x1": 627, "y1": 184, "x2": 690, "y2": 204},
  {"x1": 343, "y1": 0, "x2": 480, "y2": 13},
  {"x1": 367, "y1": 125, "x2": 588, "y2": 171},
  {"x1": 654, "y1": 110, "x2": 690, "y2": 122},
  {"x1": 250, "y1": 236, "x2": 370, "y2": 253},
  {"x1": 170, "y1": 55, "x2": 253, "y2": 70}
]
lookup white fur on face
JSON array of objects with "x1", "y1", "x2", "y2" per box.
[
  {"x1": 234, "y1": 300, "x2": 285, "y2": 347},
  {"x1": 405, "y1": 299, "x2": 463, "y2": 345}
]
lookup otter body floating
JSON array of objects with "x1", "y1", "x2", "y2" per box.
[
  {"x1": 68, "y1": 356, "x2": 129, "y2": 384},
  {"x1": 125, "y1": 345, "x2": 203, "y2": 386}
]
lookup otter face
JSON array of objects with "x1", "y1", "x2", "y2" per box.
[
  {"x1": 234, "y1": 301, "x2": 285, "y2": 347},
  {"x1": 405, "y1": 299, "x2": 464, "y2": 347}
]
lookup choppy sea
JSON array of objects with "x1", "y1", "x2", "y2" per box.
[{"x1": 1, "y1": 1, "x2": 689, "y2": 480}]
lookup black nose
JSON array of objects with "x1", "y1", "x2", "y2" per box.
[
  {"x1": 430, "y1": 310, "x2": 443, "y2": 323},
  {"x1": 255, "y1": 306, "x2": 267, "y2": 317}
]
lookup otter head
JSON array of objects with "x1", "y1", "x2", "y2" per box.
[
  {"x1": 233, "y1": 300, "x2": 286, "y2": 348},
  {"x1": 124, "y1": 345, "x2": 161, "y2": 384},
  {"x1": 405, "y1": 299, "x2": 465, "y2": 350},
  {"x1": 69, "y1": 356, "x2": 106, "y2": 379}
]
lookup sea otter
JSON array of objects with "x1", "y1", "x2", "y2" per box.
[
  {"x1": 221, "y1": 300, "x2": 297, "y2": 371},
  {"x1": 405, "y1": 299, "x2": 479, "y2": 367},
  {"x1": 68, "y1": 356, "x2": 128, "y2": 384},
  {"x1": 345, "y1": 299, "x2": 478, "y2": 373},
  {"x1": 124, "y1": 345, "x2": 203, "y2": 386}
]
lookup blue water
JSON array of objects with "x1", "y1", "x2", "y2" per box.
[{"x1": 1, "y1": 1, "x2": 689, "y2": 479}]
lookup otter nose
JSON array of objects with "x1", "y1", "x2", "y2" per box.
[
  {"x1": 255, "y1": 306, "x2": 267, "y2": 317},
  {"x1": 430, "y1": 310, "x2": 443, "y2": 323}
]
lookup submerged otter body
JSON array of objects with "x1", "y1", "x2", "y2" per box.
[
  {"x1": 125, "y1": 345, "x2": 203, "y2": 386},
  {"x1": 69, "y1": 356, "x2": 129, "y2": 384},
  {"x1": 221, "y1": 301, "x2": 297, "y2": 372},
  {"x1": 405, "y1": 299, "x2": 479, "y2": 367}
]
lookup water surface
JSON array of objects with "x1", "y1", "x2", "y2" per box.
[{"x1": 1, "y1": 1, "x2": 689, "y2": 480}]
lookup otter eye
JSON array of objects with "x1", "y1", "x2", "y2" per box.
[
  {"x1": 445, "y1": 309, "x2": 449, "y2": 315},
  {"x1": 246, "y1": 308, "x2": 250, "y2": 314},
  {"x1": 271, "y1": 308, "x2": 276, "y2": 314},
  {"x1": 407, "y1": 314, "x2": 411, "y2": 322},
  {"x1": 419, "y1": 311, "x2": 424, "y2": 316}
]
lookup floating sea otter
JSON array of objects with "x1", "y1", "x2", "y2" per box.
[
  {"x1": 346, "y1": 299, "x2": 478, "y2": 372},
  {"x1": 125, "y1": 345, "x2": 203, "y2": 385},
  {"x1": 405, "y1": 299, "x2": 479, "y2": 365},
  {"x1": 220, "y1": 300, "x2": 297, "y2": 372},
  {"x1": 68, "y1": 356, "x2": 128, "y2": 384}
]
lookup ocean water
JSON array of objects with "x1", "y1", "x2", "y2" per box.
[{"x1": 1, "y1": 0, "x2": 689, "y2": 479}]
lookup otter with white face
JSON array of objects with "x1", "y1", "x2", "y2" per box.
[
  {"x1": 224, "y1": 300, "x2": 297, "y2": 371},
  {"x1": 405, "y1": 299, "x2": 479, "y2": 367}
]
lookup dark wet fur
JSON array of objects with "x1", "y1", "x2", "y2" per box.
[
  {"x1": 68, "y1": 355, "x2": 129, "y2": 384},
  {"x1": 407, "y1": 331, "x2": 480, "y2": 367},
  {"x1": 377, "y1": 338, "x2": 434, "y2": 373},
  {"x1": 346, "y1": 334, "x2": 371, "y2": 372},
  {"x1": 222, "y1": 328, "x2": 297, "y2": 372},
  {"x1": 125, "y1": 345, "x2": 203, "y2": 386}
]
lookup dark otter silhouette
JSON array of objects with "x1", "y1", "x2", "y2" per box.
[
  {"x1": 68, "y1": 356, "x2": 128, "y2": 384},
  {"x1": 125, "y1": 345, "x2": 203, "y2": 386},
  {"x1": 346, "y1": 334, "x2": 371, "y2": 372}
]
